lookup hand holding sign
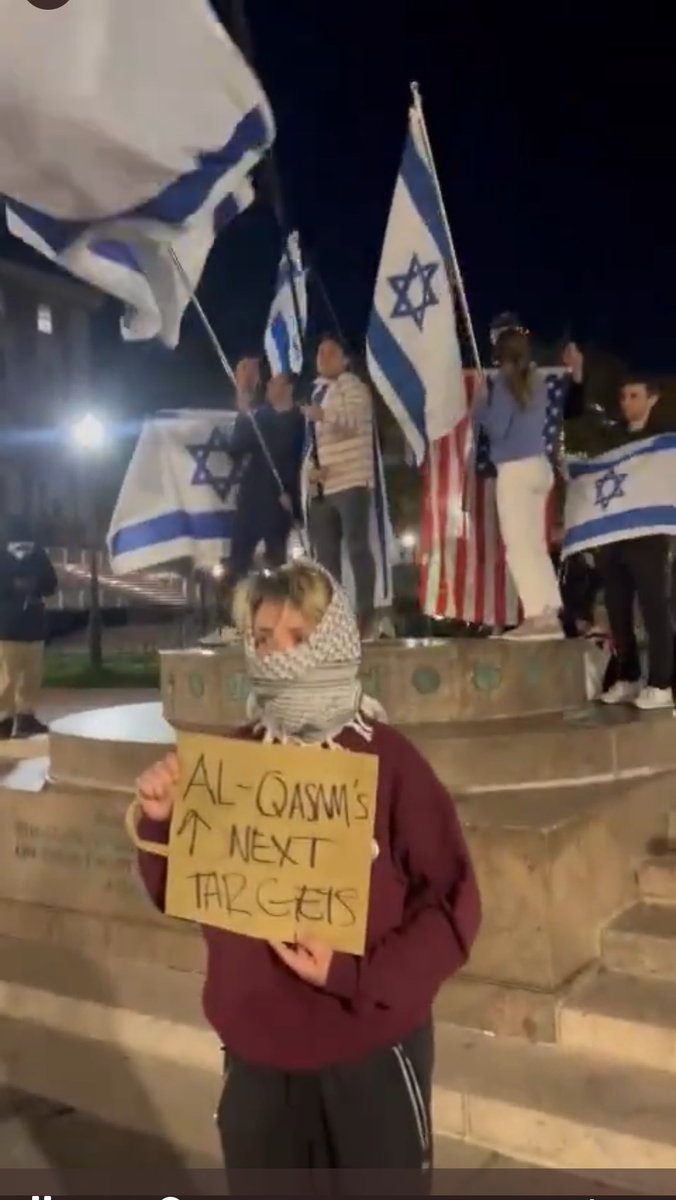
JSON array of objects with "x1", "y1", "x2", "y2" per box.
[
  {"x1": 128, "y1": 732, "x2": 379, "y2": 956},
  {"x1": 270, "y1": 937, "x2": 333, "y2": 987},
  {"x1": 136, "y1": 751, "x2": 180, "y2": 823}
]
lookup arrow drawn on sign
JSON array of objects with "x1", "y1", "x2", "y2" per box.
[{"x1": 176, "y1": 809, "x2": 212, "y2": 856}]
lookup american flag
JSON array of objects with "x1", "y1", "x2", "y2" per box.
[{"x1": 420, "y1": 369, "x2": 568, "y2": 627}]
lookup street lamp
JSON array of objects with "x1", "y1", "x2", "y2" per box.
[
  {"x1": 71, "y1": 412, "x2": 106, "y2": 452},
  {"x1": 69, "y1": 412, "x2": 108, "y2": 670}
]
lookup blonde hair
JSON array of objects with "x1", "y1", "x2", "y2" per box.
[{"x1": 232, "y1": 562, "x2": 333, "y2": 633}]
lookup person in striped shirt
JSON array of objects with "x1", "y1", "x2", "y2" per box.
[{"x1": 304, "y1": 336, "x2": 376, "y2": 635}]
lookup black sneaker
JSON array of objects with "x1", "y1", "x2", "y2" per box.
[
  {"x1": 0, "y1": 716, "x2": 13, "y2": 741},
  {"x1": 12, "y1": 714, "x2": 49, "y2": 739}
]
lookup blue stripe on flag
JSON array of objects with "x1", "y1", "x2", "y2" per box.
[
  {"x1": 91, "y1": 239, "x2": 141, "y2": 272},
  {"x1": 563, "y1": 504, "x2": 676, "y2": 551},
  {"x1": 110, "y1": 510, "x2": 234, "y2": 557},
  {"x1": 269, "y1": 311, "x2": 291, "y2": 374},
  {"x1": 567, "y1": 433, "x2": 676, "y2": 479},
  {"x1": 367, "y1": 309, "x2": 426, "y2": 447},
  {"x1": 5, "y1": 106, "x2": 267, "y2": 255},
  {"x1": 400, "y1": 134, "x2": 451, "y2": 269}
]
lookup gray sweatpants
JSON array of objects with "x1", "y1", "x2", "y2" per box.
[{"x1": 309, "y1": 487, "x2": 376, "y2": 623}]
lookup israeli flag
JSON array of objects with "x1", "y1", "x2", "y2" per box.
[
  {"x1": 563, "y1": 433, "x2": 676, "y2": 558},
  {"x1": 264, "y1": 231, "x2": 307, "y2": 375},
  {"x1": 366, "y1": 107, "x2": 465, "y2": 464},
  {"x1": 108, "y1": 411, "x2": 240, "y2": 573},
  {"x1": 302, "y1": 381, "x2": 395, "y2": 610},
  {"x1": 0, "y1": 0, "x2": 274, "y2": 347}
]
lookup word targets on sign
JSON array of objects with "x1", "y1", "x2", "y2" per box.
[{"x1": 165, "y1": 732, "x2": 379, "y2": 955}]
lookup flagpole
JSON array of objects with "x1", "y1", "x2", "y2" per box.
[
  {"x1": 168, "y1": 247, "x2": 287, "y2": 497},
  {"x1": 409, "y1": 82, "x2": 482, "y2": 375},
  {"x1": 409, "y1": 83, "x2": 481, "y2": 515},
  {"x1": 168, "y1": 248, "x2": 237, "y2": 386},
  {"x1": 226, "y1": 0, "x2": 324, "y2": 501}
]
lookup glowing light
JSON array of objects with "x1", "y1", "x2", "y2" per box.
[{"x1": 71, "y1": 413, "x2": 106, "y2": 452}]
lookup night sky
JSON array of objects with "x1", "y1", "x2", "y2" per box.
[
  {"x1": 209, "y1": 1, "x2": 674, "y2": 373},
  {"x1": 0, "y1": 2, "x2": 673, "y2": 396}
]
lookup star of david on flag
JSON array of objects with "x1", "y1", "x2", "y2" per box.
[
  {"x1": 564, "y1": 433, "x2": 676, "y2": 557},
  {"x1": 388, "y1": 252, "x2": 440, "y2": 331},
  {"x1": 594, "y1": 467, "x2": 628, "y2": 511},
  {"x1": 366, "y1": 105, "x2": 465, "y2": 464},
  {"x1": 108, "y1": 410, "x2": 241, "y2": 574},
  {"x1": 187, "y1": 426, "x2": 242, "y2": 503}
]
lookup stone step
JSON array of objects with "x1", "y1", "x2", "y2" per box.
[
  {"x1": 559, "y1": 966, "x2": 676, "y2": 1074},
  {"x1": 639, "y1": 854, "x2": 676, "y2": 902},
  {"x1": 602, "y1": 902, "x2": 676, "y2": 980},
  {"x1": 47, "y1": 699, "x2": 676, "y2": 793},
  {"x1": 0, "y1": 757, "x2": 48, "y2": 792},
  {"x1": 3, "y1": 954, "x2": 676, "y2": 1171},
  {"x1": 434, "y1": 1023, "x2": 676, "y2": 1171}
]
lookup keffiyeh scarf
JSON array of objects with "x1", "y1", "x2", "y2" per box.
[{"x1": 244, "y1": 563, "x2": 386, "y2": 745}]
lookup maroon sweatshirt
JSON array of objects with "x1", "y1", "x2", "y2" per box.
[{"x1": 137, "y1": 721, "x2": 481, "y2": 1072}]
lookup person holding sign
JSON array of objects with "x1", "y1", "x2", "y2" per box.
[{"x1": 135, "y1": 561, "x2": 480, "y2": 1192}]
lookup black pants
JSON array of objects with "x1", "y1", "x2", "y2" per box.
[
  {"x1": 229, "y1": 501, "x2": 292, "y2": 581},
  {"x1": 217, "y1": 1023, "x2": 433, "y2": 1196},
  {"x1": 596, "y1": 535, "x2": 674, "y2": 689}
]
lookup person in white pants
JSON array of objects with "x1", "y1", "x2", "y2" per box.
[{"x1": 473, "y1": 329, "x2": 563, "y2": 640}]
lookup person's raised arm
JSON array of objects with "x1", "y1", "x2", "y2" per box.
[{"x1": 561, "y1": 342, "x2": 585, "y2": 420}]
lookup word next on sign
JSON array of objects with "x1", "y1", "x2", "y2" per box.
[{"x1": 164, "y1": 732, "x2": 379, "y2": 955}]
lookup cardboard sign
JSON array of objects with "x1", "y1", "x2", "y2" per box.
[{"x1": 164, "y1": 732, "x2": 379, "y2": 955}]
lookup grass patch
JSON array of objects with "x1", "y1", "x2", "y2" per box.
[{"x1": 43, "y1": 651, "x2": 160, "y2": 689}]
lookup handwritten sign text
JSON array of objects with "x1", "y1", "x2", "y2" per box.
[{"x1": 164, "y1": 732, "x2": 379, "y2": 954}]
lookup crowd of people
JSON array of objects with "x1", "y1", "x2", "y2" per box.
[
  {"x1": 221, "y1": 317, "x2": 674, "y2": 711},
  {"x1": 224, "y1": 334, "x2": 379, "y2": 637},
  {"x1": 129, "y1": 317, "x2": 674, "y2": 1188},
  {"x1": 471, "y1": 314, "x2": 673, "y2": 709}
]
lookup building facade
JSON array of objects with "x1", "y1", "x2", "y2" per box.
[{"x1": 0, "y1": 258, "x2": 101, "y2": 542}]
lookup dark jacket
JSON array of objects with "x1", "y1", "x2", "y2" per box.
[
  {"x1": 0, "y1": 542, "x2": 57, "y2": 642},
  {"x1": 229, "y1": 405, "x2": 306, "y2": 520},
  {"x1": 138, "y1": 721, "x2": 481, "y2": 1072},
  {"x1": 564, "y1": 379, "x2": 585, "y2": 421},
  {"x1": 593, "y1": 407, "x2": 672, "y2": 454}
]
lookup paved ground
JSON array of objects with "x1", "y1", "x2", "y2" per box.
[
  {"x1": 0, "y1": 1088, "x2": 637, "y2": 1195},
  {"x1": 40, "y1": 687, "x2": 160, "y2": 720},
  {"x1": 0, "y1": 688, "x2": 160, "y2": 763}
]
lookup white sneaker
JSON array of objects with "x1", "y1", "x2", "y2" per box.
[
  {"x1": 199, "y1": 626, "x2": 240, "y2": 646},
  {"x1": 633, "y1": 685, "x2": 674, "y2": 711},
  {"x1": 502, "y1": 610, "x2": 563, "y2": 641},
  {"x1": 599, "y1": 680, "x2": 642, "y2": 705}
]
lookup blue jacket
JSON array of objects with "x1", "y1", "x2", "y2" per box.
[{"x1": 473, "y1": 371, "x2": 550, "y2": 466}]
